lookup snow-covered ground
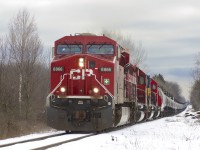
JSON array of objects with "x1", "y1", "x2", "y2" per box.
[{"x1": 1, "y1": 106, "x2": 200, "y2": 150}]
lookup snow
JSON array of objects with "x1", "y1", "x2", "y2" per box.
[{"x1": 1, "y1": 106, "x2": 200, "y2": 150}]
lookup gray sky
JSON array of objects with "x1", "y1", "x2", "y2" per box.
[{"x1": 1, "y1": 0, "x2": 200, "y2": 99}]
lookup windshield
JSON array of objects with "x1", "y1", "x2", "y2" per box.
[
  {"x1": 87, "y1": 44, "x2": 114, "y2": 54},
  {"x1": 57, "y1": 45, "x2": 82, "y2": 54}
]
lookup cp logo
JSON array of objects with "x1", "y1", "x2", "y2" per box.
[{"x1": 70, "y1": 69, "x2": 93, "y2": 80}]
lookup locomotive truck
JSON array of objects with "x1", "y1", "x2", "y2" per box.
[{"x1": 46, "y1": 33, "x2": 186, "y2": 132}]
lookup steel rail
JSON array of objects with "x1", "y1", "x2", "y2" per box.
[
  {"x1": 31, "y1": 133, "x2": 95, "y2": 150},
  {"x1": 0, "y1": 132, "x2": 66, "y2": 148}
]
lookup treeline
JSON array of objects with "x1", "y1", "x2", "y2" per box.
[
  {"x1": 153, "y1": 74, "x2": 186, "y2": 104},
  {"x1": 0, "y1": 9, "x2": 50, "y2": 139},
  {"x1": 190, "y1": 52, "x2": 200, "y2": 110}
]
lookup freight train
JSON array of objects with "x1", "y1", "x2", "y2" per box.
[{"x1": 46, "y1": 33, "x2": 186, "y2": 132}]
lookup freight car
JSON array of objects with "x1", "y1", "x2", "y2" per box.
[{"x1": 46, "y1": 33, "x2": 186, "y2": 132}]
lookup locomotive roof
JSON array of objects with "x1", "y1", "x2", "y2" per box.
[{"x1": 55, "y1": 33, "x2": 117, "y2": 44}]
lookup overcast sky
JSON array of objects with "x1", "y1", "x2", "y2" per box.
[{"x1": 1, "y1": 0, "x2": 200, "y2": 99}]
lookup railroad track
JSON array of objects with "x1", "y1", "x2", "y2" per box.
[{"x1": 0, "y1": 132, "x2": 95, "y2": 150}]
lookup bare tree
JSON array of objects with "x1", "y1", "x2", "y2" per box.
[
  {"x1": 190, "y1": 80, "x2": 200, "y2": 110},
  {"x1": 153, "y1": 74, "x2": 166, "y2": 89},
  {"x1": 190, "y1": 52, "x2": 200, "y2": 110},
  {"x1": 0, "y1": 9, "x2": 50, "y2": 139},
  {"x1": 193, "y1": 52, "x2": 200, "y2": 81},
  {"x1": 7, "y1": 9, "x2": 43, "y2": 120},
  {"x1": 101, "y1": 29, "x2": 147, "y2": 68},
  {"x1": 0, "y1": 37, "x2": 8, "y2": 138}
]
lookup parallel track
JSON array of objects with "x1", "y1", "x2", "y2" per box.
[
  {"x1": 32, "y1": 133, "x2": 95, "y2": 150},
  {"x1": 0, "y1": 132, "x2": 95, "y2": 150},
  {"x1": 0, "y1": 132, "x2": 66, "y2": 148}
]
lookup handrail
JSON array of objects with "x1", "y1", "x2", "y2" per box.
[
  {"x1": 46, "y1": 73, "x2": 69, "y2": 106},
  {"x1": 46, "y1": 72, "x2": 114, "y2": 106}
]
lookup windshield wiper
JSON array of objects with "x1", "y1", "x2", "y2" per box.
[
  {"x1": 98, "y1": 44, "x2": 104, "y2": 50},
  {"x1": 87, "y1": 42, "x2": 95, "y2": 50},
  {"x1": 74, "y1": 42, "x2": 82, "y2": 50}
]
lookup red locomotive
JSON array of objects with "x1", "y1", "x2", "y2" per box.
[{"x1": 46, "y1": 33, "x2": 186, "y2": 132}]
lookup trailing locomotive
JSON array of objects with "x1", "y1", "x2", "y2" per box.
[{"x1": 46, "y1": 33, "x2": 186, "y2": 132}]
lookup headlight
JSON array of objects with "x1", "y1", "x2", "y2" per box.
[
  {"x1": 93, "y1": 87, "x2": 99, "y2": 93},
  {"x1": 60, "y1": 87, "x2": 66, "y2": 93},
  {"x1": 79, "y1": 58, "x2": 84, "y2": 68}
]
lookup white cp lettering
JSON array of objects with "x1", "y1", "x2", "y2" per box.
[{"x1": 70, "y1": 69, "x2": 93, "y2": 80}]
